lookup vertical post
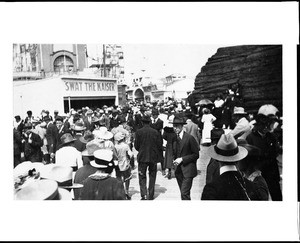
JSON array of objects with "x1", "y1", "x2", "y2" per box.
[
  {"x1": 39, "y1": 44, "x2": 44, "y2": 70},
  {"x1": 68, "y1": 96, "x2": 71, "y2": 112},
  {"x1": 103, "y1": 44, "x2": 106, "y2": 77},
  {"x1": 75, "y1": 44, "x2": 79, "y2": 71}
]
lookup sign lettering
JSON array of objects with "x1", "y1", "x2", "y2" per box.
[{"x1": 64, "y1": 81, "x2": 115, "y2": 92}]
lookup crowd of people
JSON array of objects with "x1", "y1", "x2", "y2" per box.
[{"x1": 13, "y1": 92, "x2": 283, "y2": 201}]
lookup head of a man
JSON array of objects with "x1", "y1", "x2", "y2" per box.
[
  {"x1": 55, "y1": 116, "x2": 64, "y2": 130},
  {"x1": 172, "y1": 116, "x2": 186, "y2": 135}
]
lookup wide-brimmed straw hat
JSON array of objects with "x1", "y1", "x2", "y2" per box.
[
  {"x1": 208, "y1": 134, "x2": 248, "y2": 162},
  {"x1": 114, "y1": 132, "x2": 125, "y2": 142},
  {"x1": 236, "y1": 138, "x2": 261, "y2": 157},
  {"x1": 81, "y1": 140, "x2": 102, "y2": 157},
  {"x1": 40, "y1": 165, "x2": 83, "y2": 189},
  {"x1": 14, "y1": 161, "x2": 44, "y2": 178},
  {"x1": 14, "y1": 179, "x2": 72, "y2": 200},
  {"x1": 60, "y1": 133, "x2": 76, "y2": 145},
  {"x1": 90, "y1": 149, "x2": 114, "y2": 169},
  {"x1": 233, "y1": 107, "x2": 247, "y2": 115},
  {"x1": 72, "y1": 121, "x2": 86, "y2": 131},
  {"x1": 93, "y1": 127, "x2": 113, "y2": 140},
  {"x1": 79, "y1": 131, "x2": 95, "y2": 144}
]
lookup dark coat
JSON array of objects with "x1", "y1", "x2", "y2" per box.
[
  {"x1": 110, "y1": 115, "x2": 121, "y2": 129},
  {"x1": 56, "y1": 124, "x2": 72, "y2": 151},
  {"x1": 14, "y1": 128, "x2": 22, "y2": 156},
  {"x1": 201, "y1": 171, "x2": 259, "y2": 200},
  {"x1": 73, "y1": 163, "x2": 98, "y2": 200},
  {"x1": 174, "y1": 132, "x2": 199, "y2": 178},
  {"x1": 46, "y1": 123, "x2": 58, "y2": 154},
  {"x1": 162, "y1": 127, "x2": 177, "y2": 169},
  {"x1": 83, "y1": 117, "x2": 93, "y2": 131},
  {"x1": 205, "y1": 158, "x2": 220, "y2": 184},
  {"x1": 150, "y1": 118, "x2": 164, "y2": 133},
  {"x1": 23, "y1": 132, "x2": 43, "y2": 162},
  {"x1": 73, "y1": 138, "x2": 87, "y2": 152},
  {"x1": 16, "y1": 120, "x2": 24, "y2": 134},
  {"x1": 134, "y1": 124, "x2": 163, "y2": 163},
  {"x1": 79, "y1": 176, "x2": 126, "y2": 200},
  {"x1": 246, "y1": 129, "x2": 282, "y2": 201}
]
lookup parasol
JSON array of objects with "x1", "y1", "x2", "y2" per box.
[{"x1": 196, "y1": 99, "x2": 213, "y2": 106}]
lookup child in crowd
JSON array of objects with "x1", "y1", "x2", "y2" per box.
[{"x1": 114, "y1": 132, "x2": 133, "y2": 200}]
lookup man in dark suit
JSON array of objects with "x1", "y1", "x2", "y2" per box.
[
  {"x1": 172, "y1": 115, "x2": 200, "y2": 200},
  {"x1": 201, "y1": 133, "x2": 258, "y2": 200},
  {"x1": 83, "y1": 109, "x2": 94, "y2": 131},
  {"x1": 14, "y1": 115, "x2": 24, "y2": 134},
  {"x1": 110, "y1": 109, "x2": 121, "y2": 129},
  {"x1": 55, "y1": 116, "x2": 72, "y2": 151},
  {"x1": 150, "y1": 109, "x2": 165, "y2": 175},
  {"x1": 134, "y1": 114, "x2": 163, "y2": 200},
  {"x1": 44, "y1": 116, "x2": 58, "y2": 164}
]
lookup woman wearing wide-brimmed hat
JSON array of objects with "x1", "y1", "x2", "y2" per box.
[
  {"x1": 201, "y1": 134, "x2": 260, "y2": 200},
  {"x1": 78, "y1": 149, "x2": 126, "y2": 200},
  {"x1": 55, "y1": 133, "x2": 83, "y2": 171}
]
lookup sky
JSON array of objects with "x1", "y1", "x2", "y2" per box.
[{"x1": 87, "y1": 44, "x2": 228, "y2": 82}]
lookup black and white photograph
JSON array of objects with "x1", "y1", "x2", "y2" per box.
[{"x1": 0, "y1": 2, "x2": 299, "y2": 241}]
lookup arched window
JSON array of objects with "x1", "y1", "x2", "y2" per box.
[{"x1": 54, "y1": 55, "x2": 74, "y2": 73}]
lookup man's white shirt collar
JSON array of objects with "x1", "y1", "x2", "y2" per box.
[
  {"x1": 220, "y1": 165, "x2": 237, "y2": 175},
  {"x1": 178, "y1": 130, "x2": 184, "y2": 139}
]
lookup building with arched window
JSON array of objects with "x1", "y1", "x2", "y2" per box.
[{"x1": 13, "y1": 44, "x2": 127, "y2": 117}]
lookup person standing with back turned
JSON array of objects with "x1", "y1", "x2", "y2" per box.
[{"x1": 134, "y1": 114, "x2": 163, "y2": 200}]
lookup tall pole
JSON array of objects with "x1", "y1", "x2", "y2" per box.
[
  {"x1": 103, "y1": 44, "x2": 106, "y2": 77},
  {"x1": 75, "y1": 44, "x2": 79, "y2": 71},
  {"x1": 39, "y1": 44, "x2": 44, "y2": 70}
]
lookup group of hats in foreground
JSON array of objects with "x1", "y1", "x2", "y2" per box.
[{"x1": 14, "y1": 162, "x2": 82, "y2": 200}]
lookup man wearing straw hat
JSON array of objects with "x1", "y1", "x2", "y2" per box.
[{"x1": 201, "y1": 133, "x2": 257, "y2": 200}]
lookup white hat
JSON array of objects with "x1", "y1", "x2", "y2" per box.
[
  {"x1": 233, "y1": 107, "x2": 247, "y2": 115},
  {"x1": 208, "y1": 134, "x2": 248, "y2": 162},
  {"x1": 14, "y1": 179, "x2": 72, "y2": 200},
  {"x1": 258, "y1": 104, "x2": 279, "y2": 117},
  {"x1": 40, "y1": 165, "x2": 83, "y2": 189},
  {"x1": 90, "y1": 149, "x2": 114, "y2": 168},
  {"x1": 93, "y1": 127, "x2": 113, "y2": 140}
]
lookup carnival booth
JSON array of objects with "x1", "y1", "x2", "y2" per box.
[{"x1": 13, "y1": 75, "x2": 118, "y2": 118}]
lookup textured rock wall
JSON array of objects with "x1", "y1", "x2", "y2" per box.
[{"x1": 193, "y1": 45, "x2": 282, "y2": 114}]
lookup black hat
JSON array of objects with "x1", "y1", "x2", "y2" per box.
[
  {"x1": 171, "y1": 116, "x2": 187, "y2": 125},
  {"x1": 141, "y1": 115, "x2": 151, "y2": 123},
  {"x1": 43, "y1": 116, "x2": 51, "y2": 122},
  {"x1": 23, "y1": 123, "x2": 33, "y2": 129},
  {"x1": 55, "y1": 116, "x2": 63, "y2": 122}
]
